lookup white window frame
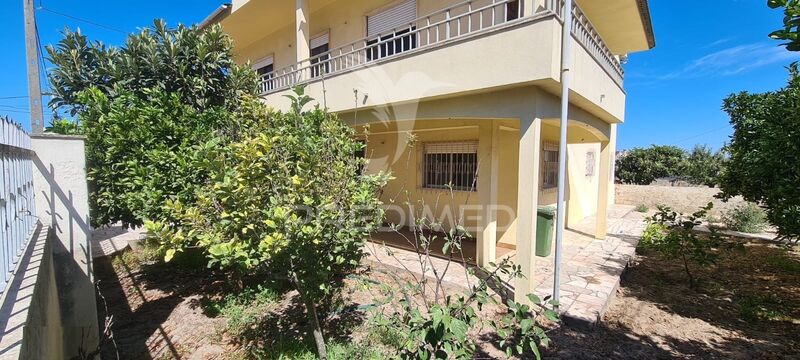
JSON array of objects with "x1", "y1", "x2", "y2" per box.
[{"x1": 422, "y1": 141, "x2": 479, "y2": 192}]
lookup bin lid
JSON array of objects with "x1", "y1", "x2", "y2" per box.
[{"x1": 537, "y1": 206, "x2": 556, "y2": 218}]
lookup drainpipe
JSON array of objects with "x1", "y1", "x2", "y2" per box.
[{"x1": 553, "y1": 0, "x2": 573, "y2": 311}]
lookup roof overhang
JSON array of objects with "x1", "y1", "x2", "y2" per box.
[{"x1": 575, "y1": 0, "x2": 655, "y2": 54}]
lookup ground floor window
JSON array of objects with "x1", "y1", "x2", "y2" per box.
[
  {"x1": 542, "y1": 142, "x2": 559, "y2": 189},
  {"x1": 423, "y1": 142, "x2": 478, "y2": 191}
]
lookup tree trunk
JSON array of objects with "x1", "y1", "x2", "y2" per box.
[
  {"x1": 289, "y1": 268, "x2": 328, "y2": 360},
  {"x1": 302, "y1": 294, "x2": 328, "y2": 360}
]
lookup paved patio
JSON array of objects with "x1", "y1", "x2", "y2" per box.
[{"x1": 364, "y1": 204, "x2": 647, "y2": 326}]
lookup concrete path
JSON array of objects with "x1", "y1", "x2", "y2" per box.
[
  {"x1": 364, "y1": 205, "x2": 647, "y2": 326},
  {"x1": 92, "y1": 224, "x2": 146, "y2": 258}
]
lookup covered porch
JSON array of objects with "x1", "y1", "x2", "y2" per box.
[{"x1": 343, "y1": 86, "x2": 621, "y2": 304}]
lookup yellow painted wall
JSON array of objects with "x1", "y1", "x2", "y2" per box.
[{"x1": 357, "y1": 118, "x2": 603, "y2": 250}]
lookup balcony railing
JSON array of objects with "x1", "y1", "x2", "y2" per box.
[
  {"x1": 564, "y1": 1, "x2": 625, "y2": 86},
  {"x1": 0, "y1": 119, "x2": 36, "y2": 297},
  {"x1": 257, "y1": 0, "x2": 624, "y2": 95}
]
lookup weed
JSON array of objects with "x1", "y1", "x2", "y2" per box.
[
  {"x1": 723, "y1": 203, "x2": 768, "y2": 233},
  {"x1": 634, "y1": 204, "x2": 649, "y2": 213},
  {"x1": 736, "y1": 294, "x2": 786, "y2": 322},
  {"x1": 765, "y1": 252, "x2": 800, "y2": 275}
]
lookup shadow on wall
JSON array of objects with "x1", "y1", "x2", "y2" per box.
[{"x1": 25, "y1": 134, "x2": 98, "y2": 359}]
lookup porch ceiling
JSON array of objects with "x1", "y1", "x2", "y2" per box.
[
  {"x1": 575, "y1": 0, "x2": 655, "y2": 54},
  {"x1": 220, "y1": 0, "x2": 338, "y2": 50}
]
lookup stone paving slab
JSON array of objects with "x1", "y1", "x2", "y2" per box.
[
  {"x1": 92, "y1": 224, "x2": 146, "y2": 258},
  {"x1": 363, "y1": 205, "x2": 647, "y2": 328}
]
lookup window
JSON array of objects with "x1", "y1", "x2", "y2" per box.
[
  {"x1": 310, "y1": 33, "x2": 330, "y2": 78},
  {"x1": 366, "y1": 0, "x2": 418, "y2": 61},
  {"x1": 366, "y1": 27, "x2": 417, "y2": 61},
  {"x1": 585, "y1": 150, "x2": 596, "y2": 177},
  {"x1": 253, "y1": 56, "x2": 274, "y2": 93},
  {"x1": 542, "y1": 142, "x2": 559, "y2": 189},
  {"x1": 506, "y1": 0, "x2": 521, "y2": 21},
  {"x1": 423, "y1": 142, "x2": 478, "y2": 191}
]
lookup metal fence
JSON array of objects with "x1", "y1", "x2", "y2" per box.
[{"x1": 0, "y1": 119, "x2": 36, "y2": 297}]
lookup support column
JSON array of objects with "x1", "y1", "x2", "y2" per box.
[
  {"x1": 514, "y1": 116, "x2": 541, "y2": 304},
  {"x1": 477, "y1": 122, "x2": 499, "y2": 267},
  {"x1": 295, "y1": 0, "x2": 310, "y2": 77},
  {"x1": 595, "y1": 140, "x2": 611, "y2": 239}
]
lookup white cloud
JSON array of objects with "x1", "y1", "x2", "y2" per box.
[{"x1": 645, "y1": 43, "x2": 800, "y2": 81}]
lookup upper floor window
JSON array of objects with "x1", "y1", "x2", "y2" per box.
[
  {"x1": 423, "y1": 142, "x2": 478, "y2": 192},
  {"x1": 253, "y1": 56, "x2": 274, "y2": 93},
  {"x1": 542, "y1": 142, "x2": 559, "y2": 189},
  {"x1": 506, "y1": 0, "x2": 521, "y2": 21},
  {"x1": 366, "y1": 0, "x2": 418, "y2": 62},
  {"x1": 310, "y1": 32, "x2": 330, "y2": 78}
]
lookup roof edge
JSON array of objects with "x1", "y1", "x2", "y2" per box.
[
  {"x1": 636, "y1": 0, "x2": 656, "y2": 49},
  {"x1": 198, "y1": 3, "x2": 232, "y2": 30}
]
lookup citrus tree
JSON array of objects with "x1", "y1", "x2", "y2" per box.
[{"x1": 147, "y1": 88, "x2": 388, "y2": 359}]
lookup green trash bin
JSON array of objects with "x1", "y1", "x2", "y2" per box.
[{"x1": 535, "y1": 206, "x2": 556, "y2": 257}]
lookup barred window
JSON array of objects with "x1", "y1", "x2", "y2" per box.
[
  {"x1": 542, "y1": 142, "x2": 559, "y2": 189},
  {"x1": 423, "y1": 142, "x2": 478, "y2": 192}
]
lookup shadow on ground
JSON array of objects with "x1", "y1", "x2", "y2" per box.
[{"x1": 542, "y1": 241, "x2": 799, "y2": 359}]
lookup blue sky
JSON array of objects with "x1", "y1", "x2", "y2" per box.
[{"x1": 2, "y1": 0, "x2": 798, "y2": 151}]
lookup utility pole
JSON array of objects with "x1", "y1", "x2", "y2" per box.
[{"x1": 23, "y1": 0, "x2": 44, "y2": 133}]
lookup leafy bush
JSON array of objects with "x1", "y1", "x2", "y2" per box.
[
  {"x1": 723, "y1": 203, "x2": 768, "y2": 233},
  {"x1": 78, "y1": 88, "x2": 263, "y2": 227},
  {"x1": 616, "y1": 145, "x2": 687, "y2": 185},
  {"x1": 47, "y1": 20, "x2": 256, "y2": 115},
  {"x1": 641, "y1": 203, "x2": 743, "y2": 288},
  {"x1": 683, "y1": 145, "x2": 726, "y2": 187},
  {"x1": 47, "y1": 20, "x2": 258, "y2": 228},
  {"x1": 148, "y1": 88, "x2": 388, "y2": 359},
  {"x1": 45, "y1": 118, "x2": 82, "y2": 135},
  {"x1": 718, "y1": 65, "x2": 800, "y2": 242}
]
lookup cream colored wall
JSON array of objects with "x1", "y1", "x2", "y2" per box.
[
  {"x1": 359, "y1": 120, "x2": 482, "y2": 232},
  {"x1": 566, "y1": 142, "x2": 601, "y2": 226}
]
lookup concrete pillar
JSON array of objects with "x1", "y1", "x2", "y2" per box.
[
  {"x1": 595, "y1": 140, "x2": 611, "y2": 239},
  {"x1": 296, "y1": 0, "x2": 310, "y2": 78},
  {"x1": 514, "y1": 116, "x2": 541, "y2": 304},
  {"x1": 477, "y1": 122, "x2": 499, "y2": 267}
]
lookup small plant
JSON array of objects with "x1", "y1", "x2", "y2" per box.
[
  {"x1": 736, "y1": 294, "x2": 787, "y2": 322},
  {"x1": 634, "y1": 204, "x2": 649, "y2": 213},
  {"x1": 202, "y1": 285, "x2": 281, "y2": 339},
  {"x1": 723, "y1": 203, "x2": 768, "y2": 233},
  {"x1": 641, "y1": 203, "x2": 743, "y2": 288}
]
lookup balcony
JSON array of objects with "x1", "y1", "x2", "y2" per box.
[{"x1": 257, "y1": 0, "x2": 623, "y2": 96}]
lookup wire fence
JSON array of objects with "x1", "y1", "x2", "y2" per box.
[{"x1": 0, "y1": 118, "x2": 36, "y2": 297}]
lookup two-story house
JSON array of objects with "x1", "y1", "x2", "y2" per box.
[{"x1": 202, "y1": 0, "x2": 655, "y2": 301}]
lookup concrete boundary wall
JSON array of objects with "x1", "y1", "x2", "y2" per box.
[
  {"x1": 0, "y1": 134, "x2": 99, "y2": 360},
  {"x1": 615, "y1": 184, "x2": 747, "y2": 216}
]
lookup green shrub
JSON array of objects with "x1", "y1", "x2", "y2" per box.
[
  {"x1": 634, "y1": 204, "x2": 649, "y2": 213},
  {"x1": 723, "y1": 203, "x2": 768, "y2": 233},
  {"x1": 641, "y1": 203, "x2": 743, "y2": 288},
  {"x1": 47, "y1": 20, "x2": 258, "y2": 228},
  {"x1": 616, "y1": 145, "x2": 687, "y2": 185}
]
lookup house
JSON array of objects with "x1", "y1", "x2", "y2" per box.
[{"x1": 204, "y1": 0, "x2": 655, "y2": 301}]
